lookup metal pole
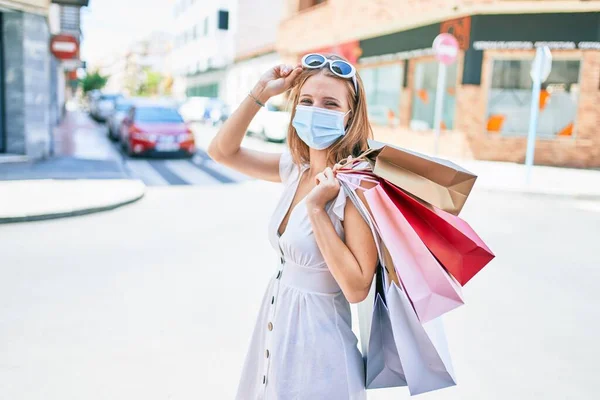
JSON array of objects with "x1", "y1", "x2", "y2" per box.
[
  {"x1": 433, "y1": 63, "x2": 447, "y2": 156},
  {"x1": 525, "y1": 47, "x2": 544, "y2": 184}
]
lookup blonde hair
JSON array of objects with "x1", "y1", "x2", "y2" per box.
[{"x1": 286, "y1": 54, "x2": 373, "y2": 167}]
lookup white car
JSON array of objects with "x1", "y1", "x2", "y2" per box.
[
  {"x1": 108, "y1": 99, "x2": 134, "y2": 141},
  {"x1": 178, "y1": 97, "x2": 212, "y2": 122},
  {"x1": 248, "y1": 102, "x2": 290, "y2": 142},
  {"x1": 92, "y1": 93, "x2": 122, "y2": 122}
]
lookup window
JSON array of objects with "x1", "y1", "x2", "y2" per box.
[
  {"x1": 217, "y1": 10, "x2": 229, "y2": 30},
  {"x1": 134, "y1": 107, "x2": 184, "y2": 123},
  {"x1": 203, "y1": 17, "x2": 209, "y2": 36},
  {"x1": 186, "y1": 83, "x2": 219, "y2": 98},
  {"x1": 360, "y1": 64, "x2": 403, "y2": 126},
  {"x1": 486, "y1": 59, "x2": 581, "y2": 137},
  {"x1": 410, "y1": 60, "x2": 458, "y2": 130}
]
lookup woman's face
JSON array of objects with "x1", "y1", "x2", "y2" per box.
[{"x1": 298, "y1": 72, "x2": 352, "y2": 125}]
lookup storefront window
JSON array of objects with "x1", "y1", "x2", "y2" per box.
[
  {"x1": 360, "y1": 64, "x2": 403, "y2": 126},
  {"x1": 410, "y1": 60, "x2": 458, "y2": 130},
  {"x1": 486, "y1": 59, "x2": 581, "y2": 137},
  {"x1": 186, "y1": 83, "x2": 219, "y2": 98}
]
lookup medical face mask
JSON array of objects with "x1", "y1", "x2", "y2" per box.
[{"x1": 291, "y1": 105, "x2": 350, "y2": 150}]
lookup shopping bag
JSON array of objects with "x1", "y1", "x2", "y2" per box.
[
  {"x1": 339, "y1": 178, "x2": 406, "y2": 389},
  {"x1": 366, "y1": 265, "x2": 407, "y2": 389},
  {"x1": 381, "y1": 180, "x2": 495, "y2": 286},
  {"x1": 364, "y1": 184, "x2": 464, "y2": 322},
  {"x1": 340, "y1": 175, "x2": 456, "y2": 394},
  {"x1": 367, "y1": 139, "x2": 476, "y2": 216},
  {"x1": 386, "y1": 281, "x2": 457, "y2": 395}
]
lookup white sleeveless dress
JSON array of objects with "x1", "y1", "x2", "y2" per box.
[{"x1": 235, "y1": 150, "x2": 367, "y2": 400}]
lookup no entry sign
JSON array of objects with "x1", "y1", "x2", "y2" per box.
[
  {"x1": 50, "y1": 34, "x2": 79, "y2": 60},
  {"x1": 433, "y1": 33, "x2": 459, "y2": 65}
]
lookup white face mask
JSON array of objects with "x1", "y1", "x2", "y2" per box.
[{"x1": 291, "y1": 105, "x2": 351, "y2": 150}]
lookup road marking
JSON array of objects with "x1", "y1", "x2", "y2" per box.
[
  {"x1": 148, "y1": 160, "x2": 189, "y2": 185},
  {"x1": 124, "y1": 160, "x2": 169, "y2": 186},
  {"x1": 192, "y1": 151, "x2": 249, "y2": 183},
  {"x1": 164, "y1": 160, "x2": 220, "y2": 185}
]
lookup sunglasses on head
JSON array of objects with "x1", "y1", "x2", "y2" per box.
[{"x1": 301, "y1": 53, "x2": 358, "y2": 97}]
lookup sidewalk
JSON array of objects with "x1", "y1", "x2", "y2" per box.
[
  {"x1": 0, "y1": 179, "x2": 145, "y2": 223},
  {"x1": 0, "y1": 109, "x2": 145, "y2": 224},
  {"x1": 456, "y1": 159, "x2": 600, "y2": 199}
]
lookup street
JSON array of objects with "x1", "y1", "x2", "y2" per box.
[
  {"x1": 0, "y1": 115, "x2": 599, "y2": 399},
  {"x1": 118, "y1": 123, "x2": 285, "y2": 187}
]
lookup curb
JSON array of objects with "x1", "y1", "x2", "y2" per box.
[
  {"x1": 0, "y1": 155, "x2": 30, "y2": 164},
  {"x1": 478, "y1": 186, "x2": 600, "y2": 200},
  {"x1": 0, "y1": 187, "x2": 146, "y2": 225}
]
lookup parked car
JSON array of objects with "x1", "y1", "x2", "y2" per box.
[
  {"x1": 86, "y1": 90, "x2": 102, "y2": 113},
  {"x1": 91, "y1": 93, "x2": 123, "y2": 122},
  {"x1": 248, "y1": 102, "x2": 290, "y2": 142},
  {"x1": 178, "y1": 96, "x2": 211, "y2": 122},
  {"x1": 179, "y1": 97, "x2": 230, "y2": 125},
  {"x1": 120, "y1": 104, "x2": 195, "y2": 157},
  {"x1": 108, "y1": 99, "x2": 134, "y2": 141}
]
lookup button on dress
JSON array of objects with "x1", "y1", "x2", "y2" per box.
[{"x1": 235, "y1": 150, "x2": 367, "y2": 400}]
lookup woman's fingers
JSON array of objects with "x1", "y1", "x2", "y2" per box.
[
  {"x1": 315, "y1": 172, "x2": 326, "y2": 184},
  {"x1": 284, "y1": 66, "x2": 303, "y2": 88},
  {"x1": 334, "y1": 156, "x2": 353, "y2": 172},
  {"x1": 324, "y1": 167, "x2": 334, "y2": 180}
]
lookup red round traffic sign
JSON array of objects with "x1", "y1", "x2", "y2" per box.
[
  {"x1": 50, "y1": 34, "x2": 79, "y2": 60},
  {"x1": 433, "y1": 33, "x2": 459, "y2": 65}
]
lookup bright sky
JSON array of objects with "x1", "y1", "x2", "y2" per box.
[{"x1": 81, "y1": 0, "x2": 173, "y2": 68}]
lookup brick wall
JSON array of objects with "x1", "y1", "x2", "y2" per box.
[
  {"x1": 372, "y1": 49, "x2": 600, "y2": 168},
  {"x1": 277, "y1": 0, "x2": 459, "y2": 56},
  {"x1": 456, "y1": 49, "x2": 600, "y2": 168}
]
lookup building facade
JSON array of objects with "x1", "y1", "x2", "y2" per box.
[
  {"x1": 225, "y1": 0, "x2": 285, "y2": 108},
  {"x1": 277, "y1": 0, "x2": 600, "y2": 167},
  {"x1": 0, "y1": 0, "x2": 86, "y2": 159},
  {"x1": 171, "y1": 0, "x2": 235, "y2": 100}
]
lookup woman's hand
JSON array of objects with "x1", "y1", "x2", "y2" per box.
[
  {"x1": 252, "y1": 64, "x2": 303, "y2": 104},
  {"x1": 306, "y1": 167, "x2": 340, "y2": 211}
]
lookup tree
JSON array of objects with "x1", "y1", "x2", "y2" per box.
[
  {"x1": 136, "y1": 68, "x2": 163, "y2": 97},
  {"x1": 80, "y1": 71, "x2": 109, "y2": 93}
]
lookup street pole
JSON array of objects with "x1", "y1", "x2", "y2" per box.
[
  {"x1": 525, "y1": 47, "x2": 544, "y2": 184},
  {"x1": 433, "y1": 63, "x2": 447, "y2": 156}
]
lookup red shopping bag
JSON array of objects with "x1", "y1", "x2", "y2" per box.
[{"x1": 381, "y1": 180, "x2": 495, "y2": 286}]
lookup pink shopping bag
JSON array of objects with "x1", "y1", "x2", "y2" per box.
[{"x1": 364, "y1": 184, "x2": 464, "y2": 323}]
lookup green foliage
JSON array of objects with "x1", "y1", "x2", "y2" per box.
[
  {"x1": 136, "y1": 69, "x2": 164, "y2": 97},
  {"x1": 80, "y1": 71, "x2": 109, "y2": 93}
]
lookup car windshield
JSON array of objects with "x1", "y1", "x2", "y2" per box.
[
  {"x1": 100, "y1": 94, "x2": 121, "y2": 101},
  {"x1": 135, "y1": 107, "x2": 183, "y2": 123},
  {"x1": 115, "y1": 103, "x2": 132, "y2": 112}
]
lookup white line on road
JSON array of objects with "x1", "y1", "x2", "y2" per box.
[
  {"x1": 191, "y1": 155, "x2": 250, "y2": 182},
  {"x1": 124, "y1": 160, "x2": 170, "y2": 186},
  {"x1": 164, "y1": 160, "x2": 221, "y2": 185}
]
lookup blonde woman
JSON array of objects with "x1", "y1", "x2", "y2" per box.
[{"x1": 208, "y1": 54, "x2": 377, "y2": 399}]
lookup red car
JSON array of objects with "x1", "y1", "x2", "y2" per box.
[{"x1": 120, "y1": 104, "x2": 196, "y2": 157}]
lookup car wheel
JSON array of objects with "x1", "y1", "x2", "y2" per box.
[
  {"x1": 126, "y1": 143, "x2": 135, "y2": 157},
  {"x1": 263, "y1": 129, "x2": 285, "y2": 143}
]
